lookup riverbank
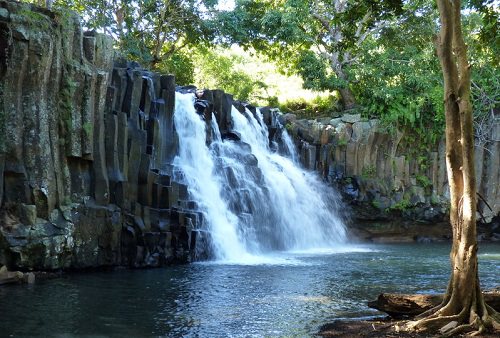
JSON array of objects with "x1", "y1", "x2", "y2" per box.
[
  {"x1": 319, "y1": 319, "x2": 429, "y2": 337},
  {"x1": 348, "y1": 220, "x2": 500, "y2": 244},
  {"x1": 318, "y1": 319, "x2": 500, "y2": 337},
  {"x1": 1, "y1": 231, "x2": 499, "y2": 286},
  {"x1": 318, "y1": 290, "x2": 500, "y2": 337}
]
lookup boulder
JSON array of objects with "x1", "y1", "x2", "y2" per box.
[
  {"x1": 329, "y1": 117, "x2": 343, "y2": 127},
  {"x1": 283, "y1": 113, "x2": 297, "y2": 124},
  {"x1": 351, "y1": 121, "x2": 371, "y2": 142},
  {"x1": 341, "y1": 113, "x2": 361, "y2": 124}
]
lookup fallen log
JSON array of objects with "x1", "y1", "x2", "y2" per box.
[
  {"x1": 368, "y1": 291, "x2": 500, "y2": 318},
  {"x1": 0, "y1": 266, "x2": 24, "y2": 285},
  {"x1": 0, "y1": 266, "x2": 35, "y2": 285}
]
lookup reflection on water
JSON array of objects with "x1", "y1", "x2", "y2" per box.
[{"x1": 1, "y1": 243, "x2": 499, "y2": 337}]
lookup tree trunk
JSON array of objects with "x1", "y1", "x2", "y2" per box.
[
  {"x1": 335, "y1": 66, "x2": 357, "y2": 110},
  {"x1": 338, "y1": 87, "x2": 356, "y2": 110},
  {"x1": 406, "y1": 1, "x2": 500, "y2": 335}
]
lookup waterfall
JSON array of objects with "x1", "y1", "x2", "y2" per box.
[
  {"x1": 173, "y1": 92, "x2": 346, "y2": 262},
  {"x1": 173, "y1": 93, "x2": 248, "y2": 260},
  {"x1": 277, "y1": 122, "x2": 299, "y2": 164}
]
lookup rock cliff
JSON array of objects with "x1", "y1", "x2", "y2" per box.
[
  {"x1": 0, "y1": 1, "x2": 247, "y2": 270},
  {"x1": 1, "y1": 2, "x2": 498, "y2": 272},
  {"x1": 284, "y1": 111, "x2": 499, "y2": 241}
]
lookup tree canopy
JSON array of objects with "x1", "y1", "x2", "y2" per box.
[
  {"x1": 214, "y1": 0, "x2": 497, "y2": 146},
  {"x1": 21, "y1": 0, "x2": 498, "y2": 142},
  {"x1": 54, "y1": 0, "x2": 218, "y2": 71}
]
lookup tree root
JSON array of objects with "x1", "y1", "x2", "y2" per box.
[
  {"x1": 444, "y1": 323, "x2": 474, "y2": 336},
  {"x1": 405, "y1": 305, "x2": 500, "y2": 336},
  {"x1": 485, "y1": 304, "x2": 500, "y2": 322},
  {"x1": 406, "y1": 312, "x2": 463, "y2": 332},
  {"x1": 413, "y1": 303, "x2": 444, "y2": 320}
]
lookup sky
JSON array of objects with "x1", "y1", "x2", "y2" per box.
[{"x1": 216, "y1": 0, "x2": 236, "y2": 11}]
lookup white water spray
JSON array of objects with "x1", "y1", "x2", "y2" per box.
[
  {"x1": 173, "y1": 93, "x2": 346, "y2": 262},
  {"x1": 173, "y1": 93, "x2": 248, "y2": 260}
]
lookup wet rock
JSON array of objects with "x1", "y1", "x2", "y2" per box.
[
  {"x1": 243, "y1": 154, "x2": 258, "y2": 166},
  {"x1": 282, "y1": 113, "x2": 296, "y2": 125},
  {"x1": 351, "y1": 121, "x2": 371, "y2": 142},
  {"x1": 221, "y1": 131, "x2": 241, "y2": 141},
  {"x1": 316, "y1": 117, "x2": 331, "y2": 125},
  {"x1": 0, "y1": 8, "x2": 9, "y2": 20},
  {"x1": 285, "y1": 109, "x2": 500, "y2": 231},
  {"x1": 0, "y1": 266, "x2": 25, "y2": 285},
  {"x1": 2, "y1": 1, "x2": 498, "y2": 273},
  {"x1": 25, "y1": 272, "x2": 35, "y2": 284},
  {"x1": 194, "y1": 99, "x2": 210, "y2": 116},
  {"x1": 19, "y1": 204, "x2": 37, "y2": 225}
]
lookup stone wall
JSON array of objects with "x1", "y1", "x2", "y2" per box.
[
  {"x1": 0, "y1": 1, "x2": 241, "y2": 270},
  {"x1": 284, "y1": 112, "x2": 500, "y2": 238}
]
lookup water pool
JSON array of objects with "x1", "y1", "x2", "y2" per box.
[{"x1": 1, "y1": 243, "x2": 499, "y2": 337}]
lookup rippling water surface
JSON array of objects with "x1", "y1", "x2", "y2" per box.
[{"x1": 1, "y1": 243, "x2": 499, "y2": 337}]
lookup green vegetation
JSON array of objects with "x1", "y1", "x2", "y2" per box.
[
  {"x1": 416, "y1": 175, "x2": 432, "y2": 189},
  {"x1": 371, "y1": 200, "x2": 381, "y2": 209},
  {"x1": 388, "y1": 198, "x2": 412, "y2": 212},
  {"x1": 214, "y1": 0, "x2": 498, "y2": 148},
  {"x1": 58, "y1": 71, "x2": 78, "y2": 146},
  {"x1": 192, "y1": 47, "x2": 268, "y2": 102},
  {"x1": 53, "y1": 0, "x2": 217, "y2": 72},
  {"x1": 17, "y1": 0, "x2": 498, "y2": 144},
  {"x1": 18, "y1": 7, "x2": 53, "y2": 31},
  {"x1": 337, "y1": 138, "x2": 348, "y2": 147},
  {"x1": 82, "y1": 122, "x2": 92, "y2": 137},
  {"x1": 430, "y1": 194, "x2": 440, "y2": 206},
  {"x1": 361, "y1": 165, "x2": 376, "y2": 179},
  {"x1": 278, "y1": 95, "x2": 339, "y2": 119}
]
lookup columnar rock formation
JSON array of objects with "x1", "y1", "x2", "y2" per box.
[
  {"x1": 285, "y1": 112, "x2": 499, "y2": 240},
  {"x1": 0, "y1": 1, "x2": 251, "y2": 270},
  {"x1": 1, "y1": 2, "x2": 498, "y2": 271}
]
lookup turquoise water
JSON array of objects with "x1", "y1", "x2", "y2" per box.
[{"x1": 1, "y1": 243, "x2": 499, "y2": 337}]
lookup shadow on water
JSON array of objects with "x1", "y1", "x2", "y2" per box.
[{"x1": 1, "y1": 242, "x2": 499, "y2": 337}]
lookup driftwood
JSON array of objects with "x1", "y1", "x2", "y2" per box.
[
  {"x1": 368, "y1": 292, "x2": 500, "y2": 318},
  {"x1": 0, "y1": 266, "x2": 35, "y2": 285}
]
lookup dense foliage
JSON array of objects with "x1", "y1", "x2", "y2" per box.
[
  {"x1": 21, "y1": 0, "x2": 499, "y2": 144},
  {"x1": 52, "y1": 0, "x2": 218, "y2": 73},
  {"x1": 192, "y1": 47, "x2": 268, "y2": 102},
  {"x1": 215, "y1": 0, "x2": 498, "y2": 146}
]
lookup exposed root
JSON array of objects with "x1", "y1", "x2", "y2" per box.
[
  {"x1": 443, "y1": 323, "x2": 473, "y2": 336},
  {"x1": 406, "y1": 313, "x2": 462, "y2": 332},
  {"x1": 406, "y1": 305, "x2": 500, "y2": 336},
  {"x1": 485, "y1": 304, "x2": 500, "y2": 322},
  {"x1": 469, "y1": 325, "x2": 485, "y2": 336},
  {"x1": 482, "y1": 304, "x2": 500, "y2": 332},
  {"x1": 414, "y1": 303, "x2": 444, "y2": 320}
]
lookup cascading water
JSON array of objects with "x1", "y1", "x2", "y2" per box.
[
  {"x1": 173, "y1": 92, "x2": 346, "y2": 262},
  {"x1": 228, "y1": 107, "x2": 347, "y2": 248},
  {"x1": 278, "y1": 124, "x2": 299, "y2": 164},
  {"x1": 173, "y1": 93, "x2": 249, "y2": 260}
]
